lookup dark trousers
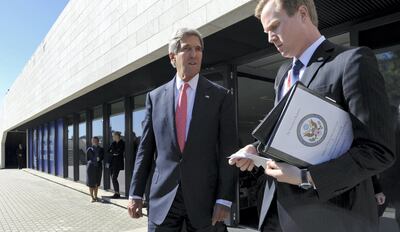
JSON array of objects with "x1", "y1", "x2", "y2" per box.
[
  {"x1": 395, "y1": 201, "x2": 400, "y2": 230},
  {"x1": 148, "y1": 186, "x2": 227, "y2": 232},
  {"x1": 17, "y1": 156, "x2": 23, "y2": 169},
  {"x1": 111, "y1": 168, "x2": 120, "y2": 193},
  {"x1": 262, "y1": 198, "x2": 282, "y2": 232}
]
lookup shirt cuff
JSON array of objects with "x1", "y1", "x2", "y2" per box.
[
  {"x1": 129, "y1": 195, "x2": 142, "y2": 200},
  {"x1": 216, "y1": 199, "x2": 232, "y2": 208}
]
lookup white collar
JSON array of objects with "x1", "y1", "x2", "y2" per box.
[
  {"x1": 175, "y1": 73, "x2": 199, "y2": 91},
  {"x1": 296, "y1": 36, "x2": 326, "y2": 67}
]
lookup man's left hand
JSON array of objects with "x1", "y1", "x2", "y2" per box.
[
  {"x1": 212, "y1": 203, "x2": 230, "y2": 226},
  {"x1": 265, "y1": 160, "x2": 302, "y2": 185}
]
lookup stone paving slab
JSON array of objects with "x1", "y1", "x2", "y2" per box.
[
  {"x1": 0, "y1": 169, "x2": 147, "y2": 232},
  {"x1": 4, "y1": 169, "x2": 399, "y2": 232},
  {"x1": 19, "y1": 169, "x2": 257, "y2": 232}
]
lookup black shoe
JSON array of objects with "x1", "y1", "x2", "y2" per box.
[{"x1": 111, "y1": 193, "x2": 120, "y2": 199}]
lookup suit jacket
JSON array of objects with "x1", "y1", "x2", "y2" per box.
[
  {"x1": 259, "y1": 40, "x2": 396, "y2": 232},
  {"x1": 129, "y1": 76, "x2": 238, "y2": 228},
  {"x1": 87, "y1": 145, "x2": 104, "y2": 166},
  {"x1": 16, "y1": 148, "x2": 24, "y2": 157},
  {"x1": 108, "y1": 140, "x2": 125, "y2": 170}
]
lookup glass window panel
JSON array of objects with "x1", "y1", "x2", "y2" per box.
[
  {"x1": 375, "y1": 47, "x2": 400, "y2": 222},
  {"x1": 56, "y1": 119, "x2": 64, "y2": 177},
  {"x1": 132, "y1": 94, "x2": 146, "y2": 170},
  {"x1": 43, "y1": 124, "x2": 48, "y2": 173},
  {"x1": 110, "y1": 101, "x2": 125, "y2": 195},
  {"x1": 67, "y1": 123, "x2": 74, "y2": 179},
  {"x1": 49, "y1": 123, "x2": 55, "y2": 175},
  {"x1": 78, "y1": 113, "x2": 87, "y2": 183},
  {"x1": 132, "y1": 94, "x2": 146, "y2": 137},
  {"x1": 236, "y1": 76, "x2": 275, "y2": 227},
  {"x1": 92, "y1": 106, "x2": 104, "y2": 187},
  {"x1": 238, "y1": 77, "x2": 275, "y2": 146},
  {"x1": 33, "y1": 129, "x2": 37, "y2": 170},
  {"x1": 93, "y1": 106, "x2": 104, "y2": 146},
  {"x1": 38, "y1": 127, "x2": 42, "y2": 171},
  {"x1": 28, "y1": 130, "x2": 33, "y2": 169}
]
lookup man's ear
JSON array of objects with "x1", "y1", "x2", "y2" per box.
[
  {"x1": 298, "y1": 5, "x2": 309, "y2": 22},
  {"x1": 169, "y1": 52, "x2": 176, "y2": 67}
]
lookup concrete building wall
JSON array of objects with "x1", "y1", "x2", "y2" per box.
[{"x1": 0, "y1": 0, "x2": 257, "y2": 168}]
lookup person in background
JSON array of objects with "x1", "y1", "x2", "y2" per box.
[
  {"x1": 16, "y1": 144, "x2": 24, "y2": 169},
  {"x1": 86, "y1": 137, "x2": 104, "y2": 202},
  {"x1": 108, "y1": 131, "x2": 125, "y2": 199}
]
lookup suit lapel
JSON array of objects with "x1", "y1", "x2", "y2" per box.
[
  {"x1": 164, "y1": 77, "x2": 180, "y2": 153},
  {"x1": 301, "y1": 40, "x2": 335, "y2": 87},
  {"x1": 184, "y1": 76, "x2": 211, "y2": 153},
  {"x1": 275, "y1": 62, "x2": 291, "y2": 105}
]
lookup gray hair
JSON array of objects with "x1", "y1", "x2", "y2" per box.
[{"x1": 168, "y1": 28, "x2": 204, "y2": 67}]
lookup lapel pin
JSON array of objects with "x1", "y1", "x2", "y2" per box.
[
  {"x1": 317, "y1": 57, "x2": 324, "y2": 61},
  {"x1": 205, "y1": 95, "x2": 210, "y2": 99}
]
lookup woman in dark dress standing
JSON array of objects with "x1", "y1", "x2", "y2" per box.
[{"x1": 86, "y1": 137, "x2": 104, "y2": 202}]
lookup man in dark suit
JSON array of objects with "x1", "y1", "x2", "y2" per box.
[
  {"x1": 108, "y1": 131, "x2": 125, "y2": 198},
  {"x1": 229, "y1": 0, "x2": 396, "y2": 231},
  {"x1": 127, "y1": 27, "x2": 237, "y2": 232}
]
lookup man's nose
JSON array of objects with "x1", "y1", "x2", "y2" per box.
[{"x1": 189, "y1": 48, "x2": 196, "y2": 57}]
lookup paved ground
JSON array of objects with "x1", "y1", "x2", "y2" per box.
[
  {"x1": 0, "y1": 169, "x2": 147, "y2": 232},
  {"x1": 0, "y1": 169, "x2": 255, "y2": 232},
  {"x1": 1, "y1": 168, "x2": 398, "y2": 232}
]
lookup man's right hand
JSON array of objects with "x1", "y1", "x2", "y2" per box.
[
  {"x1": 228, "y1": 144, "x2": 257, "y2": 171},
  {"x1": 128, "y1": 199, "x2": 143, "y2": 218}
]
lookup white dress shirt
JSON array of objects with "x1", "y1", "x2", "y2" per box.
[
  {"x1": 175, "y1": 74, "x2": 199, "y2": 140},
  {"x1": 280, "y1": 36, "x2": 326, "y2": 99}
]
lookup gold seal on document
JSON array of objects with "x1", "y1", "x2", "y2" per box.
[{"x1": 297, "y1": 114, "x2": 327, "y2": 147}]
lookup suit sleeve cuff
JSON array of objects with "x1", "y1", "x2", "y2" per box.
[{"x1": 216, "y1": 199, "x2": 232, "y2": 208}]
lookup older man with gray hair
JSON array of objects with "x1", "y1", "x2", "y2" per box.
[{"x1": 127, "y1": 27, "x2": 237, "y2": 232}]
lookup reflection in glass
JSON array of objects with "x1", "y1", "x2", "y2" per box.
[
  {"x1": 93, "y1": 106, "x2": 103, "y2": 146},
  {"x1": 376, "y1": 49, "x2": 400, "y2": 110},
  {"x1": 67, "y1": 124, "x2": 74, "y2": 179},
  {"x1": 132, "y1": 94, "x2": 146, "y2": 138},
  {"x1": 33, "y1": 129, "x2": 37, "y2": 170},
  {"x1": 132, "y1": 94, "x2": 146, "y2": 170},
  {"x1": 49, "y1": 122, "x2": 55, "y2": 174},
  {"x1": 28, "y1": 130, "x2": 32, "y2": 169},
  {"x1": 237, "y1": 76, "x2": 275, "y2": 227},
  {"x1": 43, "y1": 125, "x2": 48, "y2": 173},
  {"x1": 376, "y1": 48, "x2": 400, "y2": 228},
  {"x1": 56, "y1": 119, "x2": 64, "y2": 177},
  {"x1": 78, "y1": 113, "x2": 87, "y2": 183},
  {"x1": 38, "y1": 127, "x2": 42, "y2": 171}
]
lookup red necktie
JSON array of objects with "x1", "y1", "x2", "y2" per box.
[{"x1": 175, "y1": 83, "x2": 189, "y2": 152}]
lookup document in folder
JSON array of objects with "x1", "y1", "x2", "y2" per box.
[{"x1": 252, "y1": 82, "x2": 353, "y2": 168}]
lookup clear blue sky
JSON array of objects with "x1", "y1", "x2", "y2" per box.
[{"x1": 0, "y1": 0, "x2": 69, "y2": 105}]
